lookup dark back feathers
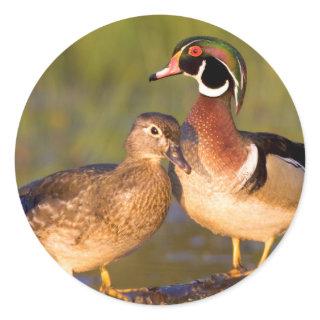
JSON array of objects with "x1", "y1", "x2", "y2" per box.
[{"x1": 241, "y1": 131, "x2": 305, "y2": 193}]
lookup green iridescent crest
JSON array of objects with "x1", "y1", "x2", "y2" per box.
[
  {"x1": 176, "y1": 36, "x2": 247, "y2": 112},
  {"x1": 205, "y1": 39, "x2": 246, "y2": 109}
]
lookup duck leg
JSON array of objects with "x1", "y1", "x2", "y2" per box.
[
  {"x1": 258, "y1": 237, "x2": 275, "y2": 266},
  {"x1": 99, "y1": 265, "x2": 129, "y2": 301},
  {"x1": 228, "y1": 238, "x2": 247, "y2": 277},
  {"x1": 99, "y1": 265, "x2": 111, "y2": 292},
  {"x1": 232, "y1": 238, "x2": 242, "y2": 269}
]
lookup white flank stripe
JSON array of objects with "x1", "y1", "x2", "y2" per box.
[
  {"x1": 278, "y1": 156, "x2": 305, "y2": 171},
  {"x1": 236, "y1": 143, "x2": 259, "y2": 188}
]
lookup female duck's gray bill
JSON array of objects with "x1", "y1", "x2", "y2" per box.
[{"x1": 165, "y1": 143, "x2": 191, "y2": 174}]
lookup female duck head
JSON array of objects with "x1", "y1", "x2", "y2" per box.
[
  {"x1": 149, "y1": 36, "x2": 247, "y2": 113},
  {"x1": 125, "y1": 112, "x2": 191, "y2": 174}
]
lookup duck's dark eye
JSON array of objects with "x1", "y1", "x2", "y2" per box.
[{"x1": 151, "y1": 126, "x2": 159, "y2": 135}]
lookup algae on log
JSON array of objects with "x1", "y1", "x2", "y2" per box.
[{"x1": 103, "y1": 273, "x2": 247, "y2": 304}]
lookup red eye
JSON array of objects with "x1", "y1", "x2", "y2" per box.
[{"x1": 188, "y1": 46, "x2": 202, "y2": 57}]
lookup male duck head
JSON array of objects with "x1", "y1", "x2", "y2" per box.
[
  {"x1": 125, "y1": 112, "x2": 191, "y2": 174},
  {"x1": 149, "y1": 36, "x2": 247, "y2": 113}
]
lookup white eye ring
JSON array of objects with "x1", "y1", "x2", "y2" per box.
[{"x1": 144, "y1": 125, "x2": 162, "y2": 137}]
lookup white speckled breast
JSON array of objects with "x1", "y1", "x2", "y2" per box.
[{"x1": 170, "y1": 133, "x2": 303, "y2": 242}]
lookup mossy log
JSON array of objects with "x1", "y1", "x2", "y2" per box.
[{"x1": 103, "y1": 272, "x2": 247, "y2": 304}]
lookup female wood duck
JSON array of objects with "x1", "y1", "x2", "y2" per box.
[
  {"x1": 19, "y1": 112, "x2": 191, "y2": 297},
  {"x1": 150, "y1": 36, "x2": 305, "y2": 273}
]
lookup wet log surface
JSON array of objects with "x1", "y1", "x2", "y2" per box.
[{"x1": 104, "y1": 272, "x2": 247, "y2": 304}]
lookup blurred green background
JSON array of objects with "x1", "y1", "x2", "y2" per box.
[{"x1": 16, "y1": 15, "x2": 303, "y2": 290}]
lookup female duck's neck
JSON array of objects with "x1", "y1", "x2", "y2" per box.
[{"x1": 186, "y1": 93, "x2": 248, "y2": 173}]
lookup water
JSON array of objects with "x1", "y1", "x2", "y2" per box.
[{"x1": 75, "y1": 201, "x2": 269, "y2": 290}]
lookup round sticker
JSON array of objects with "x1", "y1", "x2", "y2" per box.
[{"x1": 16, "y1": 15, "x2": 305, "y2": 304}]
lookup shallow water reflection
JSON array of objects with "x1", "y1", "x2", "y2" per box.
[{"x1": 75, "y1": 201, "x2": 271, "y2": 290}]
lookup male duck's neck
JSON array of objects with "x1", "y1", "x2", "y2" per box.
[{"x1": 186, "y1": 93, "x2": 248, "y2": 174}]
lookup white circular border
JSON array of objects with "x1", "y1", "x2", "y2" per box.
[{"x1": 1, "y1": 1, "x2": 319, "y2": 319}]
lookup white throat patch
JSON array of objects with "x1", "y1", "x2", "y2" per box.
[{"x1": 189, "y1": 60, "x2": 230, "y2": 97}]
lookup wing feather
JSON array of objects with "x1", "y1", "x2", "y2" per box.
[
  {"x1": 241, "y1": 131, "x2": 305, "y2": 192},
  {"x1": 19, "y1": 163, "x2": 117, "y2": 214}
]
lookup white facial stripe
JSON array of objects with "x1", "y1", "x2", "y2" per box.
[
  {"x1": 216, "y1": 58, "x2": 239, "y2": 87},
  {"x1": 237, "y1": 58, "x2": 244, "y2": 89},
  {"x1": 194, "y1": 59, "x2": 206, "y2": 82},
  {"x1": 179, "y1": 39, "x2": 202, "y2": 53},
  {"x1": 199, "y1": 80, "x2": 229, "y2": 97},
  {"x1": 180, "y1": 40, "x2": 242, "y2": 102},
  {"x1": 214, "y1": 58, "x2": 240, "y2": 107},
  {"x1": 191, "y1": 60, "x2": 230, "y2": 97},
  {"x1": 180, "y1": 39, "x2": 240, "y2": 89}
]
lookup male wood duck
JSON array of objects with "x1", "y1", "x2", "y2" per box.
[
  {"x1": 150, "y1": 36, "x2": 305, "y2": 273},
  {"x1": 19, "y1": 112, "x2": 191, "y2": 297}
]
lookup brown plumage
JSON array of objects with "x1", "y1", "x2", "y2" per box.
[{"x1": 19, "y1": 112, "x2": 190, "y2": 293}]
